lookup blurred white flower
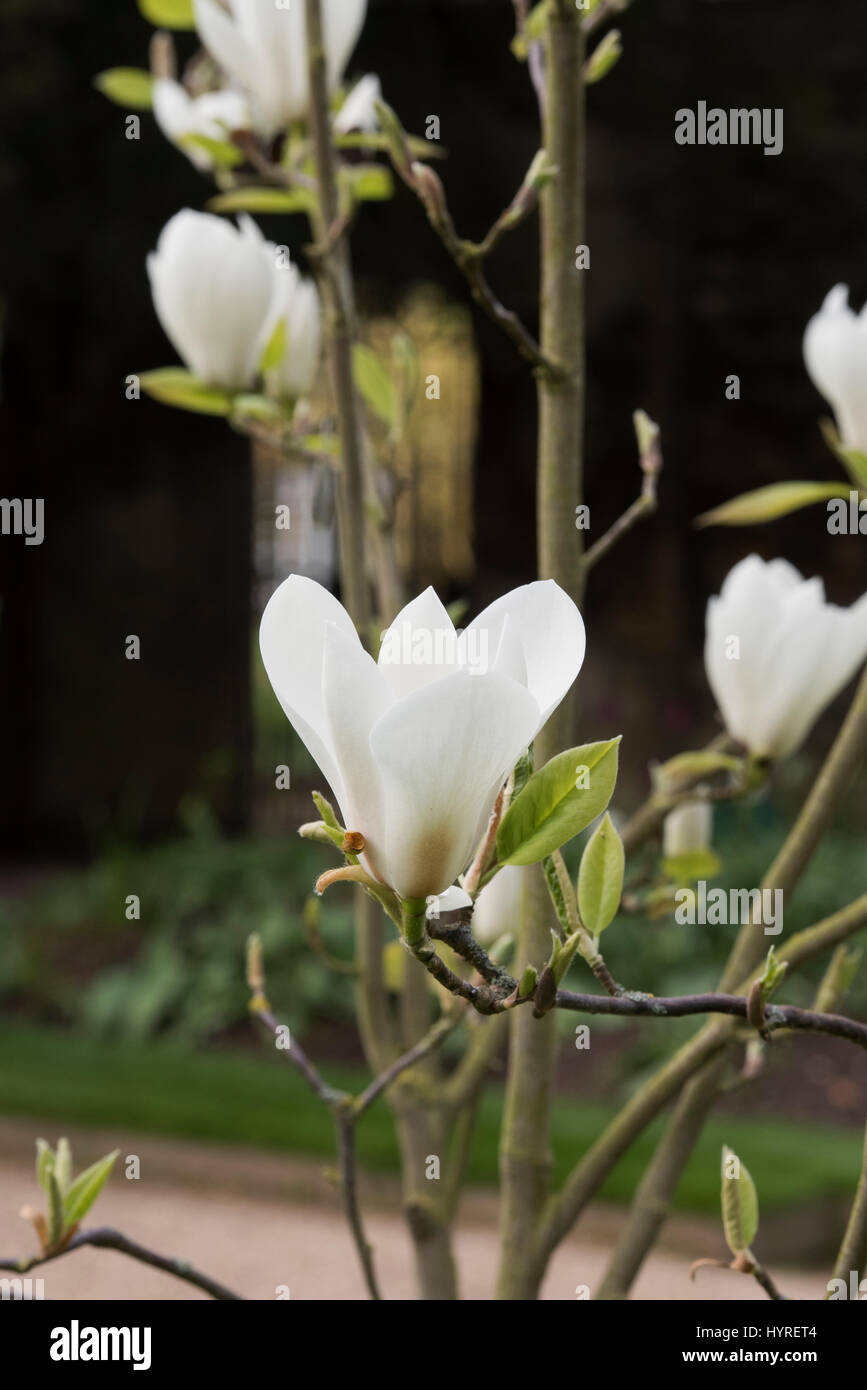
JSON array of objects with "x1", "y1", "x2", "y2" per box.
[
  {"x1": 704, "y1": 554, "x2": 867, "y2": 760},
  {"x1": 334, "y1": 73, "x2": 381, "y2": 135},
  {"x1": 265, "y1": 261, "x2": 322, "y2": 400},
  {"x1": 471, "y1": 865, "x2": 525, "y2": 945},
  {"x1": 193, "y1": 0, "x2": 368, "y2": 139},
  {"x1": 152, "y1": 78, "x2": 249, "y2": 170},
  {"x1": 803, "y1": 284, "x2": 867, "y2": 452},
  {"x1": 260, "y1": 577, "x2": 585, "y2": 900},
  {"x1": 662, "y1": 800, "x2": 713, "y2": 860},
  {"x1": 147, "y1": 209, "x2": 277, "y2": 389}
]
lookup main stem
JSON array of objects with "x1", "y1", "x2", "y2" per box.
[
  {"x1": 304, "y1": 0, "x2": 369, "y2": 632},
  {"x1": 495, "y1": 0, "x2": 585, "y2": 1301}
]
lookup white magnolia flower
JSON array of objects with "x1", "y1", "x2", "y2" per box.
[
  {"x1": 147, "y1": 209, "x2": 277, "y2": 390},
  {"x1": 260, "y1": 577, "x2": 586, "y2": 900},
  {"x1": 266, "y1": 261, "x2": 322, "y2": 400},
  {"x1": 803, "y1": 284, "x2": 867, "y2": 452},
  {"x1": 334, "y1": 73, "x2": 381, "y2": 135},
  {"x1": 193, "y1": 0, "x2": 368, "y2": 139},
  {"x1": 152, "y1": 79, "x2": 249, "y2": 170},
  {"x1": 471, "y1": 865, "x2": 525, "y2": 945},
  {"x1": 704, "y1": 554, "x2": 867, "y2": 760},
  {"x1": 662, "y1": 800, "x2": 713, "y2": 860}
]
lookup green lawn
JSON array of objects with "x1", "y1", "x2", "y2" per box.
[{"x1": 0, "y1": 1022, "x2": 862, "y2": 1216}]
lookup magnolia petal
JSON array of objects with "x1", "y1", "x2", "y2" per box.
[
  {"x1": 467, "y1": 579, "x2": 585, "y2": 733},
  {"x1": 259, "y1": 575, "x2": 361, "y2": 805},
  {"x1": 370, "y1": 669, "x2": 539, "y2": 899},
  {"x1": 803, "y1": 284, "x2": 867, "y2": 452},
  {"x1": 321, "y1": 622, "x2": 390, "y2": 881},
  {"x1": 377, "y1": 585, "x2": 459, "y2": 700}
]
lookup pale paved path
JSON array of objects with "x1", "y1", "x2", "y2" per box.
[{"x1": 0, "y1": 1119, "x2": 826, "y2": 1301}]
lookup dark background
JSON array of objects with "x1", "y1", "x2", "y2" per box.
[{"x1": 2, "y1": 0, "x2": 866, "y2": 855}]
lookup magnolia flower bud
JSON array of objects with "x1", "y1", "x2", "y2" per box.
[
  {"x1": 152, "y1": 79, "x2": 250, "y2": 170},
  {"x1": 265, "y1": 262, "x2": 323, "y2": 401},
  {"x1": 259, "y1": 577, "x2": 585, "y2": 901},
  {"x1": 704, "y1": 554, "x2": 867, "y2": 760},
  {"x1": 193, "y1": 0, "x2": 368, "y2": 139},
  {"x1": 662, "y1": 800, "x2": 713, "y2": 860},
  {"x1": 147, "y1": 209, "x2": 278, "y2": 390},
  {"x1": 803, "y1": 285, "x2": 867, "y2": 452},
  {"x1": 472, "y1": 865, "x2": 525, "y2": 945},
  {"x1": 334, "y1": 74, "x2": 382, "y2": 135}
]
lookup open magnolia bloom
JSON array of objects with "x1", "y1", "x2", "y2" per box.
[
  {"x1": 803, "y1": 284, "x2": 867, "y2": 452},
  {"x1": 704, "y1": 554, "x2": 867, "y2": 760},
  {"x1": 152, "y1": 79, "x2": 250, "y2": 170},
  {"x1": 260, "y1": 576, "x2": 586, "y2": 900},
  {"x1": 193, "y1": 0, "x2": 368, "y2": 140}
]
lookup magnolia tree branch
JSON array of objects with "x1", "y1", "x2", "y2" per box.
[
  {"x1": 555, "y1": 988, "x2": 867, "y2": 1050},
  {"x1": 594, "y1": 668, "x2": 867, "y2": 1299},
  {"x1": 581, "y1": 416, "x2": 662, "y2": 574},
  {"x1": 532, "y1": 892, "x2": 867, "y2": 1278},
  {"x1": 0, "y1": 1229, "x2": 243, "y2": 1301}
]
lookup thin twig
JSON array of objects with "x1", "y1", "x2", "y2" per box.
[
  {"x1": 353, "y1": 1013, "x2": 461, "y2": 1117},
  {"x1": 0, "y1": 1228, "x2": 243, "y2": 1300},
  {"x1": 582, "y1": 418, "x2": 662, "y2": 573},
  {"x1": 828, "y1": 1118, "x2": 867, "y2": 1293},
  {"x1": 554, "y1": 988, "x2": 867, "y2": 1051}
]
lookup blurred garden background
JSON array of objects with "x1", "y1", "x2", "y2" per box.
[{"x1": 1, "y1": 0, "x2": 866, "y2": 1290}]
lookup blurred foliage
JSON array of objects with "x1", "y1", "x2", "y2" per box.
[
  {"x1": 0, "y1": 805, "x2": 357, "y2": 1047},
  {"x1": 0, "y1": 795, "x2": 862, "y2": 1064}
]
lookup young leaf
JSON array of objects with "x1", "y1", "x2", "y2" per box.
[
  {"x1": 260, "y1": 318, "x2": 287, "y2": 374},
  {"x1": 352, "y1": 344, "x2": 397, "y2": 426},
  {"x1": 47, "y1": 1172, "x2": 64, "y2": 1249},
  {"x1": 695, "y1": 481, "x2": 849, "y2": 528},
  {"x1": 661, "y1": 848, "x2": 722, "y2": 884},
  {"x1": 577, "y1": 812, "x2": 625, "y2": 937},
  {"x1": 179, "y1": 134, "x2": 244, "y2": 169},
  {"x1": 207, "y1": 187, "x2": 314, "y2": 216},
  {"x1": 54, "y1": 1137, "x2": 72, "y2": 1196},
  {"x1": 720, "y1": 1145, "x2": 759, "y2": 1256},
  {"x1": 63, "y1": 1150, "x2": 121, "y2": 1230},
  {"x1": 94, "y1": 69, "x2": 154, "y2": 111},
  {"x1": 137, "y1": 0, "x2": 195, "y2": 28},
  {"x1": 341, "y1": 164, "x2": 395, "y2": 203},
  {"x1": 35, "y1": 1139, "x2": 55, "y2": 1194},
  {"x1": 139, "y1": 368, "x2": 234, "y2": 416},
  {"x1": 496, "y1": 738, "x2": 620, "y2": 867}
]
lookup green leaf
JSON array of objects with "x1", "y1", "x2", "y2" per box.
[
  {"x1": 695, "y1": 481, "x2": 850, "y2": 528},
  {"x1": 63, "y1": 1150, "x2": 120, "y2": 1231},
  {"x1": 137, "y1": 0, "x2": 195, "y2": 28},
  {"x1": 661, "y1": 849, "x2": 722, "y2": 884},
  {"x1": 577, "y1": 812, "x2": 625, "y2": 937},
  {"x1": 656, "y1": 749, "x2": 741, "y2": 790},
  {"x1": 54, "y1": 1138, "x2": 72, "y2": 1196},
  {"x1": 585, "y1": 30, "x2": 623, "y2": 85},
  {"x1": 348, "y1": 165, "x2": 395, "y2": 202},
  {"x1": 334, "y1": 131, "x2": 445, "y2": 160},
  {"x1": 180, "y1": 134, "x2": 244, "y2": 169},
  {"x1": 232, "y1": 393, "x2": 284, "y2": 423},
  {"x1": 47, "y1": 1172, "x2": 64, "y2": 1248},
  {"x1": 260, "y1": 318, "x2": 287, "y2": 374},
  {"x1": 207, "y1": 187, "x2": 315, "y2": 215},
  {"x1": 511, "y1": 1, "x2": 552, "y2": 59},
  {"x1": 352, "y1": 343, "x2": 397, "y2": 426},
  {"x1": 140, "y1": 368, "x2": 234, "y2": 417},
  {"x1": 721, "y1": 1146, "x2": 759, "y2": 1256},
  {"x1": 93, "y1": 68, "x2": 154, "y2": 111},
  {"x1": 496, "y1": 738, "x2": 621, "y2": 868},
  {"x1": 35, "y1": 1139, "x2": 55, "y2": 1194}
]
